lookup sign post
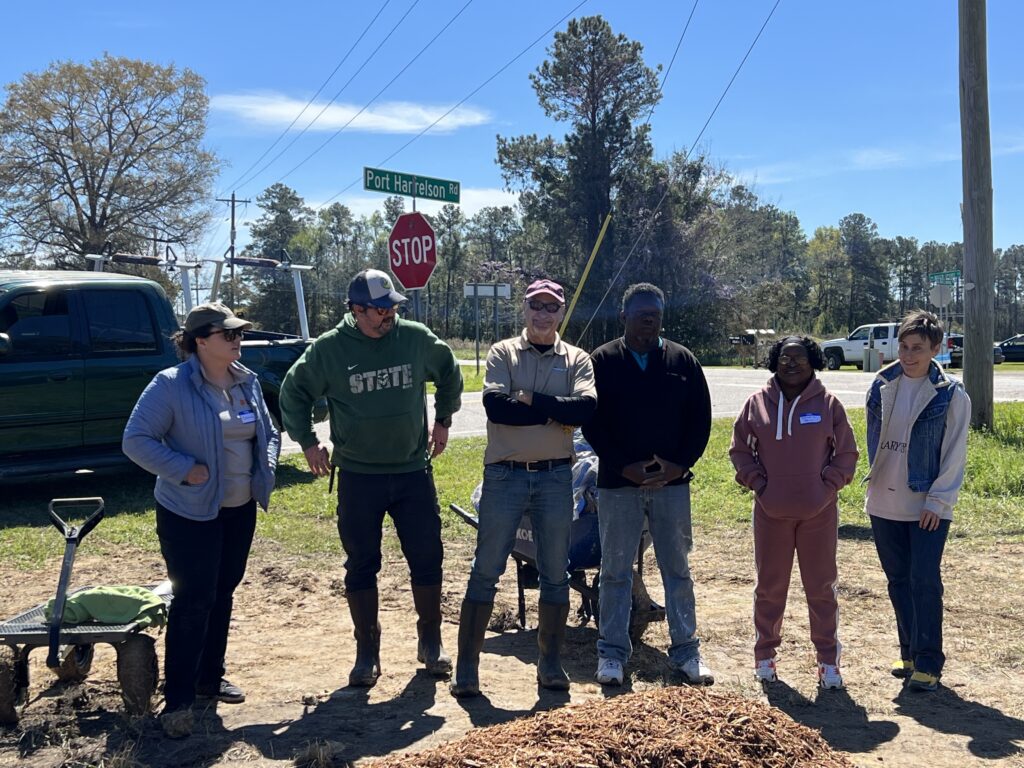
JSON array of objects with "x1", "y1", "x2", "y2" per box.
[{"x1": 463, "y1": 282, "x2": 511, "y2": 373}]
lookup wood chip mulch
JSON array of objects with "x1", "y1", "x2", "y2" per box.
[{"x1": 369, "y1": 685, "x2": 855, "y2": 768}]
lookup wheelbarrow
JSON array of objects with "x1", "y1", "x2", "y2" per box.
[
  {"x1": 0, "y1": 498, "x2": 170, "y2": 726},
  {"x1": 450, "y1": 504, "x2": 665, "y2": 643}
]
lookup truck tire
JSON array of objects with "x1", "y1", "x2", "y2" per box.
[
  {"x1": 0, "y1": 645, "x2": 18, "y2": 726},
  {"x1": 56, "y1": 644, "x2": 95, "y2": 683},
  {"x1": 116, "y1": 635, "x2": 158, "y2": 717},
  {"x1": 825, "y1": 349, "x2": 843, "y2": 370}
]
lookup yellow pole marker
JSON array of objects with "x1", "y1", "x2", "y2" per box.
[{"x1": 560, "y1": 212, "x2": 612, "y2": 336}]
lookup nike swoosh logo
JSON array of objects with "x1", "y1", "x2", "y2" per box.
[{"x1": 348, "y1": 364, "x2": 358, "y2": 370}]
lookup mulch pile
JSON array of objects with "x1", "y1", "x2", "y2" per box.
[{"x1": 369, "y1": 685, "x2": 854, "y2": 768}]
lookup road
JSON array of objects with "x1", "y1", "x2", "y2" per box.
[{"x1": 280, "y1": 367, "x2": 1024, "y2": 456}]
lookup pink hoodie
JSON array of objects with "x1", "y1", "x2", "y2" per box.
[{"x1": 730, "y1": 376, "x2": 859, "y2": 520}]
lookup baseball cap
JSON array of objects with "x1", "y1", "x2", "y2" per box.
[
  {"x1": 348, "y1": 268, "x2": 407, "y2": 308},
  {"x1": 524, "y1": 279, "x2": 565, "y2": 304},
  {"x1": 184, "y1": 302, "x2": 252, "y2": 334}
]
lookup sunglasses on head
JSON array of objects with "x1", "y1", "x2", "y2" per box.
[
  {"x1": 207, "y1": 328, "x2": 245, "y2": 342},
  {"x1": 527, "y1": 299, "x2": 562, "y2": 314}
]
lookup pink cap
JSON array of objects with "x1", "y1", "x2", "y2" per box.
[{"x1": 524, "y1": 279, "x2": 565, "y2": 303}]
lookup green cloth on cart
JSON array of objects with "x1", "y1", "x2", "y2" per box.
[{"x1": 45, "y1": 585, "x2": 167, "y2": 627}]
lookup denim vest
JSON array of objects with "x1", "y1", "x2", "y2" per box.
[{"x1": 866, "y1": 361, "x2": 958, "y2": 492}]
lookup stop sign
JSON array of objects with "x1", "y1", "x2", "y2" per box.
[{"x1": 388, "y1": 212, "x2": 436, "y2": 290}]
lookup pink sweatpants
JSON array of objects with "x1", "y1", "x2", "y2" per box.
[{"x1": 752, "y1": 503, "x2": 840, "y2": 664}]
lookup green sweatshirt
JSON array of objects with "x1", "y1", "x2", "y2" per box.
[{"x1": 279, "y1": 314, "x2": 463, "y2": 473}]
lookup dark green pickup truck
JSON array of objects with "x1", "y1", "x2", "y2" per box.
[{"x1": 0, "y1": 270, "x2": 316, "y2": 481}]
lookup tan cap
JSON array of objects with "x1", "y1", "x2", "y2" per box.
[{"x1": 184, "y1": 302, "x2": 253, "y2": 334}]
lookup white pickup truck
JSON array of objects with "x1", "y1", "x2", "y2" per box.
[{"x1": 821, "y1": 323, "x2": 899, "y2": 370}]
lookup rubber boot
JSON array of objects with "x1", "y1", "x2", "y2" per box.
[
  {"x1": 412, "y1": 584, "x2": 452, "y2": 677},
  {"x1": 536, "y1": 600, "x2": 570, "y2": 690},
  {"x1": 450, "y1": 599, "x2": 493, "y2": 698},
  {"x1": 346, "y1": 588, "x2": 381, "y2": 687}
]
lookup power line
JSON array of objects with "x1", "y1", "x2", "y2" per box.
[
  {"x1": 272, "y1": 0, "x2": 476, "y2": 187},
  {"x1": 578, "y1": 0, "x2": 782, "y2": 342},
  {"x1": 219, "y1": 0, "x2": 395, "y2": 195},
  {"x1": 316, "y1": 0, "x2": 592, "y2": 209},
  {"x1": 644, "y1": 0, "x2": 700, "y2": 127}
]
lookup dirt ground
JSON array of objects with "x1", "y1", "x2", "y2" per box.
[{"x1": 1, "y1": 524, "x2": 1022, "y2": 768}]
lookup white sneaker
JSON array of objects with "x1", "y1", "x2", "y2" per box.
[
  {"x1": 754, "y1": 658, "x2": 778, "y2": 683},
  {"x1": 675, "y1": 656, "x2": 714, "y2": 685},
  {"x1": 595, "y1": 657, "x2": 623, "y2": 686},
  {"x1": 818, "y1": 662, "x2": 844, "y2": 689}
]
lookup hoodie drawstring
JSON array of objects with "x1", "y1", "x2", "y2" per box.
[{"x1": 775, "y1": 393, "x2": 802, "y2": 440}]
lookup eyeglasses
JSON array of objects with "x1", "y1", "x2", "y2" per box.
[
  {"x1": 527, "y1": 299, "x2": 562, "y2": 314},
  {"x1": 208, "y1": 328, "x2": 245, "y2": 342},
  {"x1": 359, "y1": 305, "x2": 396, "y2": 317},
  {"x1": 778, "y1": 354, "x2": 808, "y2": 366}
]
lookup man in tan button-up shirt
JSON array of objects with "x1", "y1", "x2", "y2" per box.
[{"x1": 451, "y1": 279, "x2": 596, "y2": 697}]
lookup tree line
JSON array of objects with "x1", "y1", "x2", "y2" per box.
[{"x1": 2, "y1": 19, "x2": 1022, "y2": 360}]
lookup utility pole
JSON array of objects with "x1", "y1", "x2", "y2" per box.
[
  {"x1": 216, "y1": 192, "x2": 251, "y2": 308},
  {"x1": 959, "y1": 0, "x2": 994, "y2": 429}
]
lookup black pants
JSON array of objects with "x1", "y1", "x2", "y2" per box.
[
  {"x1": 336, "y1": 468, "x2": 443, "y2": 592},
  {"x1": 156, "y1": 499, "x2": 256, "y2": 710}
]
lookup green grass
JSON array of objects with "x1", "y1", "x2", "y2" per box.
[
  {"x1": 3, "y1": 406, "x2": 1023, "y2": 570},
  {"x1": 427, "y1": 366, "x2": 485, "y2": 394}
]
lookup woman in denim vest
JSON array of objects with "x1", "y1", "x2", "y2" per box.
[
  {"x1": 123, "y1": 303, "x2": 279, "y2": 736},
  {"x1": 864, "y1": 310, "x2": 970, "y2": 691}
]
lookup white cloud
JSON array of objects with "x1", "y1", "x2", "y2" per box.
[
  {"x1": 848, "y1": 148, "x2": 906, "y2": 169},
  {"x1": 211, "y1": 92, "x2": 490, "y2": 134}
]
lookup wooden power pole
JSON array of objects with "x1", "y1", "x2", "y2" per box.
[{"x1": 959, "y1": 0, "x2": 994, "y2": 429}]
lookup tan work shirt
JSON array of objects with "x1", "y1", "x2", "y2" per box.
[{"x1": 482, "y1": 330, "x2": 596, "y2": 464}]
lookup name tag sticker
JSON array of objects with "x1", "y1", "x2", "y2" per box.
[
  {"x1": 238, "y1": 409, "x2": 257, "y2": 424},
  {"x1": 799, "y1": 413, "x2": 822, "y2": 425}
]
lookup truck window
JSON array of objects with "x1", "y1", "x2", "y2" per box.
[
  {"x1": 0, "y1": 291, "x2": 72, "y2": 357},
  {"x1": 849, "y1": 327, "x2": 869, "y2": 341},
  {"x1": 82, "y1": 289, "x2": 158, "y2": 353},
  {"x1": 872, "y1": 326, "x2": 890, "y2": 340}
]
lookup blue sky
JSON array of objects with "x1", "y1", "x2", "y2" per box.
[{"x1": 3, "y1": 1, "x2": 1023, "y2": 258}]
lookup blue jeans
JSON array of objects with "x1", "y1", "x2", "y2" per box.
[
  {"x1": 465, "y1": 462, "x2": 573, "y2": 605},
  {"x1": 870, "y1": 515, "x2": 950, "y2": 675},
  {"x1": 597, "y1": 485, "x2": 699, "y2": 665},
  {"x1": 157, "y1": 499, "x2": 256, "y2": 711}
]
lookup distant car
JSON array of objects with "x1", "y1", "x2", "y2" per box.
[
  {"x1": 947, "y1": 333, "x2": 1005, "y2": 367},
  {"x1": 998, "y1": 334, "x2": 1024, "y2": 362}
]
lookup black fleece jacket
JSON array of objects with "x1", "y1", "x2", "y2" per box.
[{"x1": 582, "y1": 337, "x2": 711, "y2": 489}]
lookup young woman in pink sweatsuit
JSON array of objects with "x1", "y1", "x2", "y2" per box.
[{"x1": 730, "y1": 336, "x2": 859, "y2": 688}]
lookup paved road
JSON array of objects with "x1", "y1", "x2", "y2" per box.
[{"x1": 280, "y1": 367, "x2": 1024, "y2": 457}]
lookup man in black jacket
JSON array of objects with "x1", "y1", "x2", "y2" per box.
[{"x1": 582, "y1": 282, "x2": 713, "y2": 687}]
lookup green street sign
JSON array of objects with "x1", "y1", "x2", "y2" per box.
[
  {"x1": 928, "y1": 269, "x2": 961, "y2": 285},
  {"x1": 363, "y1": 167, "x2": 460, "y2": 204}
]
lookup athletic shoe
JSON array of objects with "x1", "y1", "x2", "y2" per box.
[
  {"x1": 754, "y1": 658, "x2": 778, "y2": 683},
  {"x1": 891, "y1": 659, "x2": 914, "y2": 678},
  {"x1": 196, "y1": 678, "x2": 246, "y2": 704},
  {"x1": 818, "y1": 663, "x2": 844, "y2": 689},
  {"x1": 673, "y1": 656, "x2": 715, "y2": 685},
  {"x1": 909, "y1": 670, "x2": 940, "y2": 691},
  {"x1": 595, "y1": 657, "x2": 624, "y2": 686}
]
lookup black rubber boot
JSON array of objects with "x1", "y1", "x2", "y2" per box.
[
  {"x1": 536, "y1": 600, "x2": 570, "y2": 690},
  {"x1": 412, "y1": 584, "x2": 452, "y2": 677},
  {"x1": 346, "y1": 588, "x2": 381, "y2": 687},
  {"x1": 449, "y1": 599, "x2": 493, "y2": 698}
]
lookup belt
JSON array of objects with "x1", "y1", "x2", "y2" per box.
[{"x1": 495, "y1": 457, "x2": 573, "y2": 472}]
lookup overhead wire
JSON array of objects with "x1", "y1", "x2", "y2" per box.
[
  {"x1": 219, "y1": 0, "x2": 395, "y2": 196},
  {"x1": 272, "y1": 0, "x2": 477, "y2": 186},
  {"x1": 233, "y1": 0, "x2": 424, "y2": 193},
  {"x1": 643, "y1": 0, "x2": 700, "y2": 127},
  {"x1": 316, "y1": 0, "x2": 592, "y2": 209},
  {"x1": 578, "y1": 0, "x2": 782, "y2": 342}
]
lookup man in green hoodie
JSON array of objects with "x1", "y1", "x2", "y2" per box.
[{"x1": 279, "y1": 268, "x2": 463, "y2": 688}]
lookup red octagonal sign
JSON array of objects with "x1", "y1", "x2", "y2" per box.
[{"x1": 388, "y1": 212, "x2": 436, "y2": 290}]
